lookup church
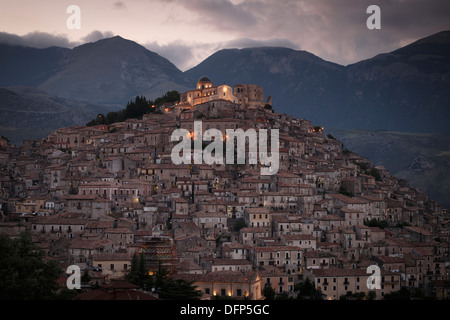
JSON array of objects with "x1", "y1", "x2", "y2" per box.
[
  {"x1": 165, "y1": 76, "x2": 271, "y2": 117},
  {"x1": 180, "y1": 76, "x2": 238, "y2": 107},
  {"x1": 178, "y1": 76, "x2": 269, "y2": 109}
]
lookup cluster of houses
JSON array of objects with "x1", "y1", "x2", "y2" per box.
[{"x1": 0, "y1": 78, "x2": 449, "y2": 300}]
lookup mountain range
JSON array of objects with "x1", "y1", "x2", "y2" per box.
[
  {"x1": 1, "y1": 31, "x2": 449, "y2": 140},
  {"x1": 186, "y1": 30, "x2": 450, "y2": 133}
]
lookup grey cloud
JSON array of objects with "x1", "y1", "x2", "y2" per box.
[
  {"x1": 0, "y1": 31, "x2": 74, "y2": 48},
  {"x1": 81, "y1": 30, "x2": 115, "y2": 43},
  {"x1": 144, "y1": 37, "x2": 299, "y2": 71},
  {"x1": 0, "y1": 30, "x2": 116, "y2": 49},
  {"x1": 156, "y1": 0, "x2": 450, "y2": 65},
  {"x1": 144, "y1": 40, "x2": 220, "y2": 71},
  {"x1": 164, "y1": 0, "x2": 258, "y2": 31},
  {"x1": 223, "y1": 37, "x2": 300, "y2": 50}
]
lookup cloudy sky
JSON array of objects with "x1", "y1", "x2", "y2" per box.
[{"x1": 1, "y1": 0, "x2": 449, "y2": 71}]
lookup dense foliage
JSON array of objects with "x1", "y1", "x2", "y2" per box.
[
  {"x1": 0, "y1": 233, "x2": 61, "y2": 300},
  {"x1": 86, "y1": 91, "x2": 180, "y2": 126},
  {"x1": 125, "y1": 254, "x2": 201, "y2": 300}
]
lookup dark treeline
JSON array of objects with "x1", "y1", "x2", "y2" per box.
[{"x1": 86, "y1": 91, "x2": 180, "y2": 126}]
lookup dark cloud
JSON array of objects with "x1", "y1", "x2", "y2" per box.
[
  {"x1": 2, "y1": 0, "x2": 450, "y2": 69},
  {"x1": 0, "y1": 31, "x2": 74, "y2": 48},
  {"x1": 155, "y1": 0, "x2": 450, "y2": 65},
  {"x1": 0, "y1": 30, "x2": 116, "y2": 49}
]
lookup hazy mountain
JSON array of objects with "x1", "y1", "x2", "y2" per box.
[
  {"x1": 344, "y1": 30, "x2": 450, "y2": 133},
  {"x1": 331, "y1": 129, "x2": 450, "y2": 209},
  {"x1": 0, "y1": 86, "x2": 111, "y2": 145},
  {"x1": 186, "y1": 31, "x2": 450, "y2": 133},
  {"x1": 0, "y1": 44, "x2": 68, "y2": 87}
]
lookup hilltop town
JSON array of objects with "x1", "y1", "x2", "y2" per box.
[{"x1": 0, "y1": 77, "x2": 449, "y2": 300}]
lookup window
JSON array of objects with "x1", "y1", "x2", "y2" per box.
[{"x1": 110, "y1": 264, "x2": 114, "y2": 270}]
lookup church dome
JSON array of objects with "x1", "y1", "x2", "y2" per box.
[
  {"x1": 198, "y1": 76, "x2": 212, "y2": 83},
  {"x1": 196, "y1": 76, "x2": 213, "y2": 90}
]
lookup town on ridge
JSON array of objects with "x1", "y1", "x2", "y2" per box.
[{"x1": 0, "y1": 76, "x2": 448, "y2": 300}]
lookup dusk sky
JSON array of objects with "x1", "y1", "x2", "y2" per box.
[{"x1": 1, "y1": 0, "x2": 450, "y2": 71}]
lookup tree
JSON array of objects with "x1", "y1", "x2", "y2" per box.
[
  {"x1": 296, "y1": 278, "x2": 323, "y2": 300},
  {"x1": 160, "y1": 278, "x2": 202, "y2": 300},
  {"x1": 0, "y1": 233, "x2": 61, "y2": 299},
  {"x1": 86, "y1": 91, "x2": 180, "y2": 126},
  {"x1": 339, "y1": 291, "x2": 366, "y2": 300},
  {"x1": 262, "y1": 283, "x2": 276, "y2": 300},
  {"x1": 149, "y1": 266, "x2": 201, "y2": 300},
  {"x1": 81, "y1": 269, "x2": 91, "y2": 283},
  {"x1": 233, "y1": 218, "x2": 247, "y2": 232},
  {"x1": 383, "y1": 287, "x2": 411, "y2": 300},
  {"x1": 364, "y1": 218, "x2": 389, "y2": 229},
  {"x1": 125, "y1": 253, "x2": 150, "y2": 289}
]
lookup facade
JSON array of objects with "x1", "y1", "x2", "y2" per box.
[
  {"x1": 93, "y1": 253, "x2": 132, "y2": 280},
  {"x1": 304, "y1": 267, "x2": 402, "y2": 300},
  {"x1": 173, "y1": 271, "x2": 263, "y2": 300}
]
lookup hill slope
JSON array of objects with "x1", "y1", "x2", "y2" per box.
[{"x1": 0, "y1": 87, "x2": 111, "y2": 145}]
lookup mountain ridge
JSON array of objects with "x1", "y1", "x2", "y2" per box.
[{"x1": 0, "y1": 30, "x2": 449, "y2": 139}]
